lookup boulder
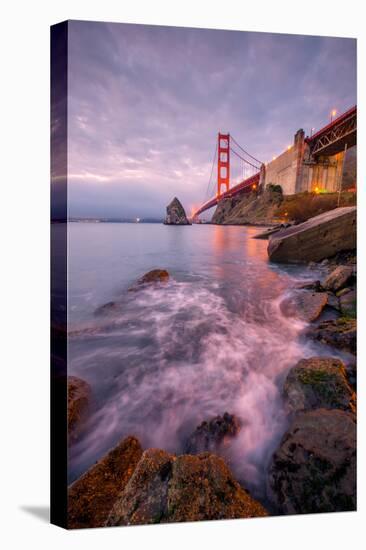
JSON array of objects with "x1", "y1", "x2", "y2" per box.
[
  {"x1": 106, "y1": 449, "x2": 267, "y2": 526},
  {"x1": 306, "y1": 318, "x2": 356, "y2": 354},
  {"x1": 296, "y1": 280, "x2": 322, "y2": 292},
  {"x1": 326, "y1": 292, "x2": 340, "y2": 310},
  {"x1": 339, "y1": 289, "x2": 356, "y2": 318},
  {"x1": 322, "y1": 265, "x2": 354, "y2": 291},
  {"x1": 129, "y1": 269, "x2": 170, "y2": 291},
  {"x1": 267, "y1": 207, "x2": 356, "y2": 263},
  {"x1": 280, "y1": 290, "x2": 328, "y2": 322},
  {"x1": 267, "y1": 409, "x2": 356, "y2": 514},
  {"x1": 185, "y1": 412, "x2": 241, "y2": 455},
  {"x1": 68, "y1": 436, "x2": 143, "y2": 529},
  {"x1": 283, "y1": 357, "x2": 355, "y2": 413},
  {"x1": 164, "y1": 197, "x2": 191, "y2": 225},
  {"x1": 252, "y1": 224, "x2": 291, "y2": 240},
  {"x1": 68, "y1": 376, "x2": 91, "y2": 444}
]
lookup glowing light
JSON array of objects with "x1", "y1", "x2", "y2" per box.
[
  {"x1": 332, "y1": 109, "x2": 337, "y2": 117},
  {"x1": 314, "y1": 186, "x2": 320, "y2": 194},
  {"x1": 272, "y1": 156, "x2": 276, "y2": 161},
  {"x1": 287, "y1": 145, "x2": 291, "y2": 150},
  {"x1": 252, "y1": 184, "x2": 257, "y2": 190},
  {"x1": 136, "y1": 217, "x2": 140, "y2": 223}
]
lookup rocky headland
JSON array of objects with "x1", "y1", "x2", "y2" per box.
[{"x1": 211, "y1": 186, "x2": 356, "y2": 227}]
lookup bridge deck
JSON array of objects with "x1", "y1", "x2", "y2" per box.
[{"x1": 194, "y1": 172, "x2": 260, "y2": 217}]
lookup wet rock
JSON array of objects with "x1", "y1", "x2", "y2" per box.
[
  {"x1": 185, "y1": 412, "x2": 241, "y2": 454},
  {"x1": 284, "y1": 357, "x2": 355, "y2": 413},
  {"x1": 268, "y1": 206, "x2": 356, "y2": 263},
  {"x1": 297, "y1": 280, "x2": 322, "y2": 291},
  {"x1": 344, "y1": 361, "x2": 357, "y2": 390},
  {"x1": 68, "y1": 376, "x2": 91, "y2": 444},
  {"x1": 164, "y1": 197, "x2": 191, "y2": 225},
  {"x1": 322, "y1": 265, "x2": 354, "y2": 292},
  {"x1": 268, "y1": 409, "x2": 356, "y2": 514},
  {"x1": 129, "y1": 269, "x2": 170, "y2": 291},
  {"x1": 107, "y1": 449, "x2": 267, "y2": 526},
  {"x1": 326, "y1": 292, "x2": 340, "y2": 310},
  {"x1": 306, "y1": 318, "x2": 356, "y2": 354},
  {"x1": 336, "y1": 287, "x2": 352, "y2": 297},
  {"x1": 68, "y1": 436, "x2": 143, "y2": 529},
  {"x1": 326, "y1": 249, "x2": 356, "y2": 270},
  {"x1": 280, "y1": 290, "x2": 328, "y2": 322},
  {"x1": 339, "y1": 289, "x2": 356, "y2": 318}
]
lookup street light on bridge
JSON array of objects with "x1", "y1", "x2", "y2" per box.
[{"x1": 330, "y1": 109, "x2": 337, "y2": 122}]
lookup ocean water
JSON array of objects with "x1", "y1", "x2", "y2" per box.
[{"x1": 66, "y1": 222, "x2": 340, "y2": 499}]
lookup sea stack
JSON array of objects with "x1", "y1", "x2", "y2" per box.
[{"x1": 164, "y1": 197, "x2": 191, "y2": 225}]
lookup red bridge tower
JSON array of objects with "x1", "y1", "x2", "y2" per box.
[{"x1": 217, "y1": 133, "x2": 230, "y2": 197}]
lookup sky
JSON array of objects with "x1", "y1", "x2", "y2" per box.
[{"x1": 63, "y1": 20, "x2": 356, "y2": 219}]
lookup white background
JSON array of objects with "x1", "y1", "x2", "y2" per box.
[{"x1": 1, "y1": 0, "x2": 365, "y2": 548}]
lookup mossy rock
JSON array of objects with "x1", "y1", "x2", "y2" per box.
[
  {"x1": 106, "y1": 449, "x2": 267, "y2": 526},
  {"x1": 284, "y1": 357, "x2": 355, "y2": 413}
]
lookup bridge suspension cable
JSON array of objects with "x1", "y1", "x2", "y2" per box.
[
  {"x1": 230, "y1": 135, "x2": 263, "y2": 166},
  {"x1": 229, "y1": 146, "x2": 261, "y2": 171},
  {"x1": 203, "y1": 142, "x2": 218, "y2": 203}
]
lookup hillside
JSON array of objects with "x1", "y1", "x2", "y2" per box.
[{"x1": 211, "y1": 186, "x2": 356, "y2": 226}]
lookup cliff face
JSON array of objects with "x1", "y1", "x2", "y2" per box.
[
  {"x1": 211, "y1": 187, "x2": 356, "y2": 226},
  {"x1": 212, "y1": 187, "x2": 283, "y2": 226}
]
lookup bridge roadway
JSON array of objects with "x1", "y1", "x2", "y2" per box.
[{"x1": 193, "y1": 171, "x2": 260, "y2": 217}]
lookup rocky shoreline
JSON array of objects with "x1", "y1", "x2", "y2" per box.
[{"x1": 67, "y1": 211, "x2": 356, "y2": 528}]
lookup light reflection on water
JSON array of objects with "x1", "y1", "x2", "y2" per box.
[{"x1": 66, "y1": 223, "x2": 339, "y2": 499}]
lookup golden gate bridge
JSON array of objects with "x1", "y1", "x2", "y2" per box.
[
  {"x1": 192, "y1": 105, "x2": 356, "y2": 219},
  {"x1": 192, "y1": 133, "x2": 264, "y2": 218}
]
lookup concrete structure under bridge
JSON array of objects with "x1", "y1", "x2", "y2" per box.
[{"x1": 264, "y1": 106, "x2": 357, "y2": 195}]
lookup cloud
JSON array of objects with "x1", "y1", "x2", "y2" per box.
[{"x1": 64, "y1": 21, "x2": 356, "y2": 218}]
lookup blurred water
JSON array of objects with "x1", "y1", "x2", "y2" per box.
[{"x1": 66, "y1": 222, "x2": 338, "y2": 498}]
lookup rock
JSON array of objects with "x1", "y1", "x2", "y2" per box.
[
  {"x1": 306, "y1": 318, "x2": 356, "y2": 354},
  {"x1": 336, "y1": 287, "x2": 352, "y2": 297},
  {"x1": 129, "y1": 269, "x2": 170, "y2": 291},
  {"x1": 344, "y1": 361, "x2": 356, "y2": 390},
  {"x1": 185, "y1": 412, "x2": 241, "y2": 455},
  {"x1": 280, "y1": 290, "x2": 328, "y2": 322},
  {"x1": 268, "y1": 409, "x2": 356, "y2": 514},
  {"x1": 322, "y1": 265, "x2": 354, "y2": 291},
  {"x1": 164, "y1": 197, "x2": 191, "y2": 225},
  {"x1": 68, "y1": 376, "x2": 91, "y2": 443},
  {"x1": 252, "y1": 225, "x2": 290, "y2": 239},
  {"x1": 339, "y1": 290, "x2": 356, "y2": 318},
  {"x1": 268, "y1": 207, "x2": 356, "y2": 263},
  {"x1": 107, "y1": 449, "x2": 267, "y2": 526},
  {"x1": 68, "y1": 436, "x2": 143, "y2": 529},
  {"x1": 283, "y1": 357, "x2": 355, "y2": 413},
  {"x1": 138, "y1": 269, "x2": 169, "y2": 284},
  {"x1": 297, "y1": 280, "x2": 322, "y2": 291},
  {"x1": 326, "y1": 292, "x2": 340, "y2": 310},
  {"x1": 326, "y1": 249, "x2": 356, "y2": 270}
]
